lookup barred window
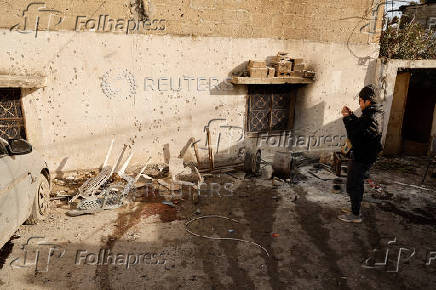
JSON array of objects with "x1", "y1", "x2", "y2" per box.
[
  {"x1": 0, "y1": 88, "x2": 26, "y2": 140},
  {"x1": 247, "y1": 85, "x2": 294, "y2": 133}
]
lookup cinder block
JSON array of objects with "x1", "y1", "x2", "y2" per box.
[
  {"x1": 289, "y1": 71, "x2": 304, "y2": 77},
  {"x1": 294, "y1": 58, "x2": 304, "y2": 65},
  {"x1": 248, "y1": 60, "x2": 267, "y2": 68},
  {"x1": 249, "y1": 67, "x2": 268, "y2": 78},
  {"x1": 274, "y1": 62, "x2": 292, "y2": 75},
  {"x1": 304, "y1": 71, "x2": 316, "y2": 78},
  {"x1": 293, "y1": 64, "x2": 306, "y2": 72}
]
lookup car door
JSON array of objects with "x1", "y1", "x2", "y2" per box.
[
  {"x1": 0, "y1": 141, "x2": 34, "y2": 248},
  {"x1": 0, "y1": 140, "x2": 20, "y2": 248}
]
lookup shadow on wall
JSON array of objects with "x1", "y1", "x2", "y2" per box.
[
  {"x1": 209, "y1": 61, "x2": 248, "y2": 96},
  {"x1": 251, "y1": 101, "x2": 349, "y2": 157}
]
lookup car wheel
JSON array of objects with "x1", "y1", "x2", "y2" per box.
[{"x1": 25, "y1": 174, "x2": 50, "y2": 225}]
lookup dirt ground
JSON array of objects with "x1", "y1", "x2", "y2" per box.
[{"x1": 1, "y1": 156, "x2": 436, "y2": 289}]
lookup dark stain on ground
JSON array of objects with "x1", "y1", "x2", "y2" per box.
[
  {"x1": 134, "y1": 185, "x2": 180, "y2": 222},
  {"x1": 378, "y1": 202, "x2": 436, "y2": 225},
  {"x1": 95, "y1": 185, "x2": 179, "y2": 289},
  {"x1": 294, "y1": 186, "x2": 351, "y2": 290},
  {"x1": 0, "y1": 241, "x2": 14, "y2": 270},
  {"x1": 141, "y1": 203, "x2": 178, "y2": 222},
  {"x1": 95, "y1": 202, "x2": 147, "y2": 290}
]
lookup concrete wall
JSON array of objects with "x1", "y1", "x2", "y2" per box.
[
  {"x1": 1, "y1": 0, "x2": 382, "y2": 43},
  {"x1": 0, "y1": 1, "x2": 384, "y2": 172}
]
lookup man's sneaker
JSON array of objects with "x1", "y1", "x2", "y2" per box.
[{"x1": 338, "y1": 214, "x2": 362, "y2": 223}]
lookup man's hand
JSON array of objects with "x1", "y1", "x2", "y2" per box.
[{"x1": 342, "y1": 106, "x2": 352, "y2": 117}]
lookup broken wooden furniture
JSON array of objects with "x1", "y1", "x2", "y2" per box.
[
  {"x1": 332, "y1": 139, "x2": 353, "y2": 177},
  {"x1": 333, "y1": 151, "x2": 351, "y2": 177}
]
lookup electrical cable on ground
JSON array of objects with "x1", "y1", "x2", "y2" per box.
[{"x1": 185, "y1": 215, "x2": 270, "y2": 257}]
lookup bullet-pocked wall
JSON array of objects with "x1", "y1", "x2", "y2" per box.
[{"x1": 0, "y1": 0, "x2": 383, "y2": 172}]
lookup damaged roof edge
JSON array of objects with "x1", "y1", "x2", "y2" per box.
[{"x1": 0, "y1": 75, "x2": 47, "y2": 88}]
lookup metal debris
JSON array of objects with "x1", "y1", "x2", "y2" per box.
[
  {"x1": 69, "y1": 166, "x2": 113, "y2": 203},
  {"x1": 75, "y1": 173, "x2": 135, "y2": 211},
  {"x1": 67, "y1": 141, "x2": 141, "y2": 216}
]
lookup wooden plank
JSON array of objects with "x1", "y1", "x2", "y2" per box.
[
  {"x1": 231, "y1": 76, "x2": 314, "y2": 85},
  {"x1": 206, "y1": 128, "x2": 214, "y2": 171},
  {"x1": 288, "y1": 89, "x2": 297, "y2": 130},
  {"x1": 384, "y1": 71, "x2": 411, "y2": 155},
  {"x1": 0, "y1": 75, "x2": 47, "y2": 88},
  {"x1": 193, "y1": 141, "x2": 201, "y2": 168}
]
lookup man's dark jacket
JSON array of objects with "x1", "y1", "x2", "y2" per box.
[{"x1": 343, "y1": 105, "x2": 383, "y2": 164}]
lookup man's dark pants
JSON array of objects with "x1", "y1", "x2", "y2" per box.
[{"x1": 346, "y1": 157, "x2": 372, "y2": 216}]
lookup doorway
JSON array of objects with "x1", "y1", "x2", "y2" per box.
[{"x1": 384, "y1": 69, "x2": 436, "y2": 155}]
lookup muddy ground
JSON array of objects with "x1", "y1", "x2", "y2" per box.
[{"x1": 1, "y1": 156, "x2": 436, "y2": 289}]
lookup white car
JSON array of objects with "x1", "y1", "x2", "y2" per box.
[{"x1": 0, "y1": 137, "x2": 50, "y2": 249}]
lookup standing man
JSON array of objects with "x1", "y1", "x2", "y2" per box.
[{"x1": 338, "y1": 85, "x2": 383, "y2": 223}]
